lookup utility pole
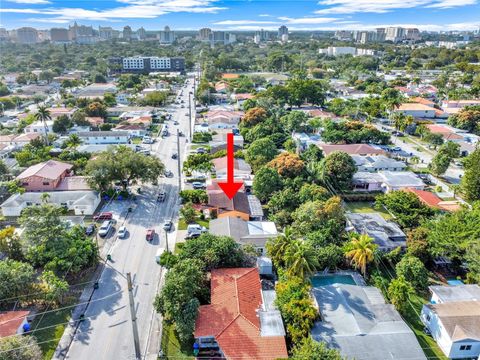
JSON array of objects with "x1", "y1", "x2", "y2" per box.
[
  {"x1": 126, "y1": 272, "x2": 141, "y2": 360},
  {"x1": 164, "y1": 229, "x2": 169, "y2": 253},
  {"x1": 176, "y1": 128, "x2": 182, "y2": 190},
  {"x1": 188, "y1": 92, "x2": 193, "y2": 141}
]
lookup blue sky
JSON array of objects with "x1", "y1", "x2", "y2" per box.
[{"x1": 1, "y1": 0, "x2": 479, "y2": 31}]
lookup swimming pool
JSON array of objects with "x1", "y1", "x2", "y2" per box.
[{"x1": 311, "y1": 274, "x2": 357, "y2": 287}]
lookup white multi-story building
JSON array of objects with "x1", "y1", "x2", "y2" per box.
[
  {"x1": 15, "y1": 27, "x2": 38, "y2": 44},
  {"x1": 123, "y1": 57, "x2": 145, "y2": 70},
  {"x1": 319, "y1": 47, "x2": 375, "y2": 57},
  {"x1": 385, "y1": 27, "x2": 406, "y2": 42},
  {"x1": 158, "y1": 26, "x2": 175, "y2": 44}
]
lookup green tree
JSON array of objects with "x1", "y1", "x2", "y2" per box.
[
  {"x1": 0, "y1": 260, "x2": 35, "y2": 304},
  {"x1": 406, "y1": 227, "x2": 430, "y2": 263},
  {"x1": 141, "y1": 91, "x2": 168, "y2": 106},
  {"x1": 252, "y1": 167, "x2": 283, "y2": 202},
  {"x1": 301, "y1": 144, "x2": 324, "y2": 163},
  {"x1": 461, "y1": 147, "x2": 480, "y2": 201},
  {"x1": 0, "y1": 336, "x2": 42, "y2": 360},
  {"x1": 298, "y1": 183, "x2": 330, "y2": 203},
  {"x1": 320, "y1": 151, "x2": 356, "y2": 191},
  {"x1": 388, "y1": 276, "x2": 414, "y2": 315},
  {"x1": 245, "y1": 138, "x2": 278, "y2": 171},
  {"x1": 375, "y1": 191, "x2": 434, "y2": 229},
  {"x1": 292, "y1": 337, "x2": 343, "y2": 360},
  {"x1": 396, "y1": 255, "x2": 429, "y2": 291},
  {"x1": 86, "y1": 146, "x2": 164, "y2": 192},
  {"x1": 344, "y1": 233, "x2": 378, "y2": 277},
  {"x1": 182, "y1": 153, "x2": 212, "y2": 173},
  {"x1": 241, "y1": 107, "x2": 268, "y2": 128},
  {"x1": 39, "y1": 270, "x2": 69, "y2": 304},
  {"x1": 284, "y1": 240, "x2": 319, "y2": 278},
  {"x1": 34, "y1": 105, "x2": 52, "y2": 144},
  {"x1": 65, "y1": 133, "x2": 82, "y2": 148},
  {"x1": 52, "y1": 114, "x2": 72, "y2": 134},
  {"x1": 0, "y1": 227, "x2": 24, "y2": 260},
  {"x1": 180, "y1": 202, "x2": 197, "y2": 224},
  {"x1": 154, "y1": 259, "x2": 206, "y2": 342},
  {"x1": 280, "y1": 111, "x2": 309, "y2": 133},
  {"x1": 266, "y1": 228, "x2": 295, "y2": 269},
  {"x1": 179, "y1": 190, "x2": 208, "y2": 204},
  {"x1": 178, "y1": 234, "x2": 246, "y2": 271},
  {"x1": 447, "y1": 105, "x2": 480, "y2": 134}
]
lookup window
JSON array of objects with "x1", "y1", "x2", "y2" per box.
[
  {"x1": 22, "y1": 182, "x2": 29, "y2": 186},
  {"x1": 426, "y1": 315, "x2": 431, "y2": 321},
  {"x1": 460, "y1": 345, "x2": 472, "y2": 351},
  {"x1": 43, "y1": 182, "x2": 49, "y2": 186}
]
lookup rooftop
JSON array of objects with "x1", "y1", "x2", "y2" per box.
[
  {"x1": 312, "y1": 284, "x2": 426, "y2": 360},
  {"x1": 195, "y1": 268, "x2": 287, "y2": 360},
  {"x1": 430, "y1": 284, "x2": 480, "y2": 303},
  {"x1": 0, "y1": 311, "x2": 30, "y2": 338},
  {"x1": 318, "y1": 143, "x2": 386, "y2": 156},
  {"x1": 379, "y1": 171, "x2": 425, "y2": 188},
  {"x1": 77, "y1": 131, "x2": 129, "y2": 137},
  {"x1": 405, "y1": 188, "x2": 461, "y2": 212},
  {"x1": 17, "y1": 160, "x2": 72, "y2": 180},
  {"x1": 424, "y1": 301, "x2": 480, "y2": 342},
  {"x1": 396, "y1": 103, "x2": 436, "y2": 111}
]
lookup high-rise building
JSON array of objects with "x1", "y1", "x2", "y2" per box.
[
  {"x1": 69, "y1": 22, "x2": 94, "y2": 41},
  {"x1": 158, "y1": 26, "x2": 175, "y2": 44},
  {"x1": 198, "y1": 27, "x2": 212, "y2": 41},
  {"x1": 137, "y1": 27, "x2": 146, "y2": 40},
  {"x1": 376, "y1": 28, "x2": 386, "y2": 42},
  {"x1": 334, "y1": 30, "x2": 353, "y2": 41},
  {"x1": 0, "y1": 28, "x2": 9, "y2": 42},
  {"x1": 278, "y1": 25, "x2": 288, "y2": 38},
  {"x1": 51, "y1": 28, "x2": 70, "y2": 43},
  {"x1": 209, "y1": 31, "x2": 236, "y2": 46},
  {"x1": 15, "y1": 27, "x2": 38, "y2": 44},
  {"x1": 385, "y1": 27, "x2": 406, "y2": 43},
  {"x1": 123, "y1": 26, "x2": 133, "y2": 41},
  {"x1": 99, "y1": 26, "x2": 117, "y2": 40},
  {"x1": 405, "y1": 28, "x2": 421, "y2": 42}
]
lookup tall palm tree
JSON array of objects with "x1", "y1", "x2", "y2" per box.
[
  {"x1": 34, "y1": 105, "x2": 51, "y2": 145},
  {"x1": 344, "y1": 233, "x2": 377, "y2": 277},
  {"x1": 266, "y1": 228, "x2": 295, "y2": 269},
  {"x1": 284, "y1": 240, "x2": 319, "y2": 279},
  {"x1": 66, "y1": 134, "x2": 82, "y2": 148}
]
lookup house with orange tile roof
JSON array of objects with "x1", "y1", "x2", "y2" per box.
[
  {"x1": 214, "y1": 81, "x2": 229, "y2": 93},
  {"x1": 425, "y1": 124, "x2": 465, "y2": 142},
  {"x1": 405, "y1": 188, "x2": 461, "y2": 212},
  {"x1": 195, "y1": 268, "x2": 288, "y2": 360},
  {"x1": 0, "y1": 311, "x2": 30, "y2": 337},
  {"x1": 221, "y1": 73, "x2": 240, "y2": 80},
  {"x1": 394, "y1": 103, "x2": 437, "y2": 118},
  {"x1": 409, "y1": 97, "x2": 436, "y2": 107},
  {"x1": 85, "y1": 117, "x2": 104, "y2": 127}
]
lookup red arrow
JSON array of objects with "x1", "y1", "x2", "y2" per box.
[{"x1": 218, "y1": 133, "x2": 243, "y2": 199}]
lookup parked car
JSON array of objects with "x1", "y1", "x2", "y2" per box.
[
  {"x1": 146, "y1": 229, "x2": 155, "y2": 241},
  {"x1": 142, "y1": 136, "x2": 154, "y2": 144},
  {"x1": 118, "y1": 226, "x2": 127, "y2": 239},
  {"x1": 164, "y1": 170, "x2": 174, "y2": 178},
  {"x1": 186, "y1": 224, "x2": 207, "y2": 238},
  {"x1": 163, "y1": 220, "x2": 173, "y2": 231},
  {"x1": 85, "y1": 224, "x2": 96, "y2": 236},
  {"x1": 93, "y1": 212, "x2": 113, "y2": 221},
  {"x1": 157, "y1": 190, "x2": 166, "y2": 202},
  {"x1": 192, "y1": 182, "x2": 206, "y2": 190},
  {"x1": 98, "y1": 220, "x2": 113, "y2": 237},
  {"x1": 178, "y1": 131, "x2": 184, "y2": 137},
  {"x1": 196, "y1": 147, "x2": 207, "y2": 154},
  {"x1": 173, "y1": 120, "x2": 179, "y2": 125},
  {"x1": 171, "y1": 153, "x2": 178, "y2": 159}
]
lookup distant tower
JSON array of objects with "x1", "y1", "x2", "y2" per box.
[{"x1": 123, "y1": 26, "x2": 132, "y2": 41}]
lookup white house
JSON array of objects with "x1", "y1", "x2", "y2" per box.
[
  {"x1": 351, "y1": 155, "x2": 407, "y2": 172},
  {"x1": 24, "y1": 120, "x2": 54, "y2": 135},
  {"x1": 420, "y1": 285, "x2": 480, "y2": 359},
  {"x1": 77, "y1": 131, "x2": 129, "y2": 144},
  {"x1": 205, "y1": 110, "x2": 243, "y2": 130},
  {"x1": 1, "y1": 191, "x2": 101, "y2": 216},
  {"x1": 421, "y1": 301, "x2": 480, "y2": 359},
  {"x1": 394, "y1": 103, "x2": 436, "y2": 119},
  {"x1": 378, "y1": 171, "x2": 426, "y2": 192}
]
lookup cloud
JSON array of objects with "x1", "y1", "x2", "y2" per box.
[
  {"x1": 7, "y1": 0, "x2": 51, "y2": 3},
  {"x1": 0, "y1": 0, "x2": 226, "y2": 21},
  {"x1": 258, "y1": 14, "x2": 272, "y2": 17},
  {"x1": 315, "y1": 0, "x2": 477, "y2": 14},
  {"x1": 212, "y1": 20, "x2": 278, "y2": 25},
  {"x1": 278, "y1": 16, "x2": 340, "y2": 24}
]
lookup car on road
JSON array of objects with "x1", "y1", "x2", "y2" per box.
[
  {"x1": 85, "y1": 224, "x2": 96, "y2": 236},
  {"x1": 98, "y1": 220, "x2": 113, "y2": 237},
  {"x1": 192, "y1": 182, "x2": 206, "y2": 190},
  {"x1": 142, "y1": 136, "x2": 154, "y2": 144},
  {"x1": 195, "y1": 147, "x2": 207, "y2": 154},
  {"x1": 93, "y1": 212, "x2": 113, "y2": 221},
  {"x1": 157, "y1": 190, "x2": 166, "y2": 202},
  {"x1": 173, "y1": 120, "x2": 179, "y2": 125},
  {"x1": 181, "y1": 105, "x2": 185, "y2": 108},
  {"x1": 164, "y1": 170, "x2": 174, "y2": 177},
  {"x1": 146, "y1": 229, "x2": 155, "y2": 241},
  {"x1": 178, "y1": 131, "x2": 184, "y2": 137},
  {"x1": 139, "y1": 149, "x2": 151, "y2": 156},
  {"x1": 118, "y1": 226, "x2": 127, "y2": 238},
  {"x1": 392, "y1": 146, "x2": 402, "y2": 152},
  {"x1": 171, "y1": 153, "x2": 178, "y2": 159},
  {"x1": 163, "y1": 220, "x2": 173, "y2": 231}
]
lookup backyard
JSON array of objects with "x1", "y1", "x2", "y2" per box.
[{"x1": 345, "y1": 201, "x2": 393, "y2": 220}]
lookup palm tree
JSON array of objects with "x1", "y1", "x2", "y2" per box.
[
  {"x1": 344, "y1": 233, "x2": 378, "y2": 277},
  {"x1": 284, "y1": 240, "x2": 319, "y2": 278},
  {"x1": 266, "y1": 228, "x2": 295, "y2": 269},
  {"x1": 34, "y1": 105, "x2": 51, "y2": 145},
  {"x1": 65, "y1": 134, "x2": 81, "y2": 148}
]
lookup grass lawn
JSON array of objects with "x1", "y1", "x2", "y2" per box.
[
  {"x1": 345, "y1": 201, "x2": 393, "y2": 220},
  {"x1": 161, "y1": 321, "x2": 194, "y2": 360},
  {"x1": 178, "y1": 217, "x2": 209, "y2": 230},
  {"x1": 31, "y1": 303, "x2": 73, "y2": 360},
  {"x1": 131, "y1": 137, "x2": 142, "y2": 144}
]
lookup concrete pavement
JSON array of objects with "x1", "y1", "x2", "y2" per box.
[{"x1": 53, "y1": 76, "x2": 196, "y2": 360}]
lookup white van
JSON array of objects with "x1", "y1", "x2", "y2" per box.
[{"x1": 98, "y1": 220, "x2": 112, "y2": 237}]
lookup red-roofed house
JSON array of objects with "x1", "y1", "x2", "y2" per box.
[
  {"x1": 204, "y1": 110, "x2": 244, "y2": 129},
  {"x1": 215, "y1": 81, "x2": 229, "y2": 93},
  {"x1": 405, "y1": 188, "x2": 461, "y2": 212},
  {"x1": 410, "y1": 97, "x2": 435, "y2": 107},
  {"x1": 425, "y1": 124, "x2": 464, "y2": 142},
  {"x1": 16, "y1": 160, "x2": 90, "y2": 192},
  {"x1": 195, "y1": 268, "x2": 288, "y2": 360},
  {"x1": 0, "y1": 311, "x2": 30, "y2": 337},
  {"x1": 85, "y1": 117, "x2": 104, "y2": 127}
]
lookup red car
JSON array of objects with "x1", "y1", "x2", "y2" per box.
[
  {"x1": 146, "y1": 229, "x2": 155, "y2": 241},
  {"x1": 93, "y1": 212, "x2": 113, "y2": 221}
]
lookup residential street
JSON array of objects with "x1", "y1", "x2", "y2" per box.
[{"x1": 55, "y1": 76, "x2": 195, "y2": 360}]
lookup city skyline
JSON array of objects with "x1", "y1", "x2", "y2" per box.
[{"x1": 1, "y1": 0, "x2": 480, "y2": 32}]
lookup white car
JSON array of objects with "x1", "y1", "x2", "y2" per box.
[
  {"x1": 98, "y1": 220, "x2": 112, "y2": 237},
  {"x1": 118, "y1": 226, "x2": 127, "y2": 238}
]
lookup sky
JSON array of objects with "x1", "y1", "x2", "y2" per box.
[{"x1": 1, "y1": 0, "x2": 480, "y2": 31}]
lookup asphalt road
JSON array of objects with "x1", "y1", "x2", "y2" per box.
[{"x1": 64, "y1": 76, "x2": 195, "y2": 360}]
